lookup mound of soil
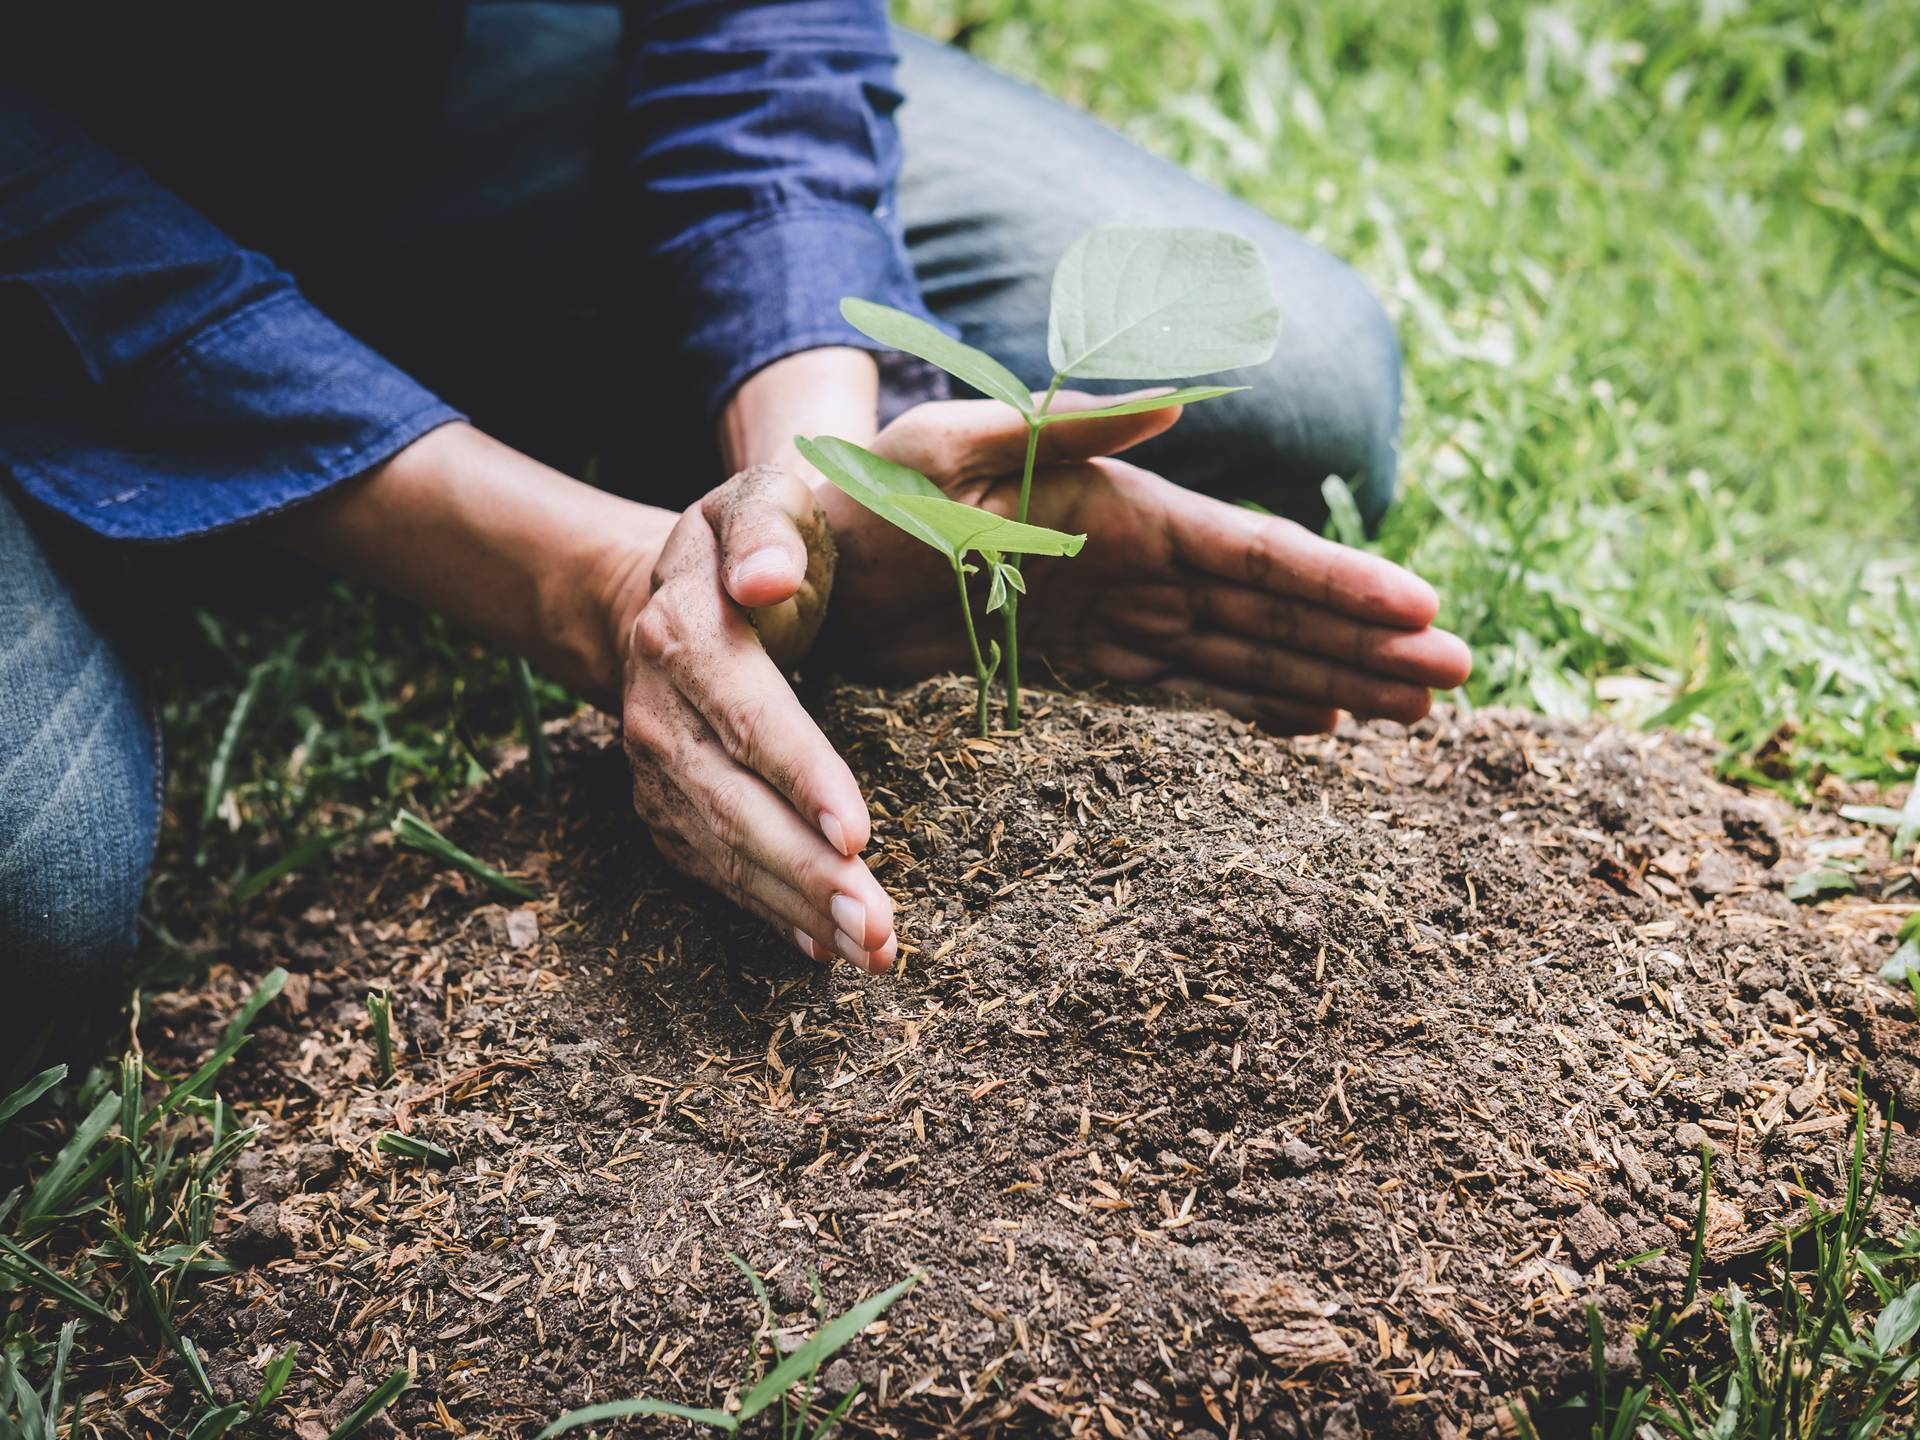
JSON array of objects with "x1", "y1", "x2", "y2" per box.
[{"x1": 143, "y1": 680, "x2": 1915, "y2": 1438}]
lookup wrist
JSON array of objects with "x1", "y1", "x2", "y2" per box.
[
  {"x1": 719, "y1": 346, "x2": 880, "y2": 475},
  {"x1": 273, "y1": 422, "x2": 673, "y2": 713}
]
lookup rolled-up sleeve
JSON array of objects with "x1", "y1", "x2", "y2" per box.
[
  {"x1": 0, "y1": 91, "x2": 462, "y2": 541},
  {"x1": 621, "y1": 0, "x2": 941, "y2": 417}
]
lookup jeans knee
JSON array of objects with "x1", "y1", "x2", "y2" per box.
[{"x1": 0, "y1": 720, "x2": 156, "y2": 999}]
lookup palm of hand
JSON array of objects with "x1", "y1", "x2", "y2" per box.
[{"x1": 811, "y1": 400, "x2": 1471, "y2": 732}]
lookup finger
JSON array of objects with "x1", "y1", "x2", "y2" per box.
[
  {"x1": 1113, "y1": 581, "x2": 1473, "y2": 689},
  {"x1": 1150, "y1": 677, "x2": 1342, "y2": 735},
  {"x1": 1152, "y1": 475, "x2": 1441, "y2": 629},
  {"x1": 1153, "y1": 631, "x2": 1438, "y2": 723},
  {"x1": 874, "y1": 391, "x2": 1180, "y2": 486},
  {"x1": 651, "y1": 828, "x2": 891, "y2": 974},
  {"x1": 644, "y1": 693, "x2": 896, "y2": 952},
  {"x1": 634, "y1": 575, "x2": 871, "y2": 857},
  {"x1": 701, "y1": 463, "x2": 815, "y2": 609}
]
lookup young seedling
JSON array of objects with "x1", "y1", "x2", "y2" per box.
[
  {"x1": 536, "y1": 1265, "x2": 917, "y2": 1439},
  {"x1": 367, "y1": 987, "x2": 395, "y2": 1085},
  {"x1": 838, "y1": 224, "x2": 1280, "y2": 726},
  {"x1": 795, "y1": 435, "x2": 1084, "y2": 738}
]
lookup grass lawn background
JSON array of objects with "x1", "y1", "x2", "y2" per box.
[{"x1": 153, "y1": 0, "x2": 1920, "y2": 927}]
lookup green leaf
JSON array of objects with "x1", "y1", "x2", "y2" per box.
[
  {"x1": 537, "y1": 1397, "x2": 738, "y2": 1437},
  {"x1": 735, "y1": 1274, "x2": 917, "y2": 1424},
  {"x1": 795, "y1": 435, "x2": 954, "y2": 561},
  {"x1": 185, "y1": 1404, "x2": 249, "y2": 1440},
  {"x1": 254, "y1": 1344, "x2": 299, "y2": 1414},
  {"x1": 1036, "y1": 385, "x2": 1245, "y2": 425},
  {"x1": 1877, "y1": 1283, "x2": 1920, "y2": 1354},
  {"x1": 21, "y1": 1096, "x2": 117, "y2": 1225},
  {"x1": 375, "y1": 1132, "x2": 454, "y2": 1167},
  {"x1": 324, "y1": 1369, "x2": 410, "y2": 1440},
  {"x1": 0, "y1": 1237, "x2": 113, "y2": 1325},
  {"x1": 1882, "y1": 939, "x2": 1920, "y2": 986},
  {"x1": 393, "y1": 812, "x2": 535, "y2": 901},
  {"x1": 1785, "y1": 867, "x2": 1857, "y2": 902},
  {"x1": 890, "y1": 495, "x2": 1085, "y2": 560},
  {"x1": 840, "y1": 299, "x2": 1032, "y2": 416},
  {"x1": 0, "y1": 1065, "x2": 67, "y2": 1130},
  {"x1": 1047, "y1": 225, "x2": 1280, "y2": 380}
]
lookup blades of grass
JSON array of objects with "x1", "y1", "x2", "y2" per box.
[
  {"x1": 118, "y1": 1055, "x2": 144, "y2": 1242},
  {"x1": 367, "y1": 989, "x2": 395, "y2": 1085},
  {"x1": 21, "y1": 1096, "x2": 117, "y2": 1227},
  {"x1": 323, "y1": 1368, "x2": 410, "y2": 1440},
  {"x1": 199, "y1": 660, "x2": 269, "y2": 837},
  {"x1": 735, "y1": 1274, "x2": 917, "y2": 1424},
  {"x1": 374, "y1": 1132, "x2": 453, "y2": 1167},
  {"x1": 1321, "y1": 476, "x2": 1368, "y2": 549},
  {"x1": 0, "y1": 1066, "x2": 66, "y2": 1130},
  {"x1": 392, "y1": 811, "x2": 536, "y2": 901},
  {"x1": 40, "y1": 1319, "x2": 77, "y2": 1436},
  {"x1": 140, "y1": 969, "x2": 289, "y2": 1138},
  {"x1": 231, "y1": 825, "x2": 365, "y2": 906},
  {"x1": 184, "y1": 1404, "x2": 248, "y2": 1440},
  {"x1": 809, "y1": 1382, "x2": 862, "y2": 1440},
  {"x1": 536, "y1": 1397, "x2": 737, "y2": 1438},
  {"x1": 110, "y1": 1227, "x2": 212, "y2": 1402},
  {"x1": 1684, "y1": 1144, "x2": 1712, "y2": 1309},
  {"x1": 510, "y1": 658, "x2": 552, "y2": 798},
  {"x1": 10, "y1": 1345, "x2": 48, "y2": 1439},
  {"x1": 253, "y1": 1344, "x2": 298, "y2": 1414}
]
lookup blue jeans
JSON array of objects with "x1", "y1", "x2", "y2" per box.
[{"x1": 0, "y1": 9, "x2": 1399, "y2": 1005}]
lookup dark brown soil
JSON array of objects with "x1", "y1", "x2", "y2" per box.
[{"x1": 132, "y1": 680, "x2": 1916, "y2": 1438}]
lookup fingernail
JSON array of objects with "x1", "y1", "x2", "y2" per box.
[
  {"x1": 830, "y1": 893, "x2": 865, "y2": 943},
  {"x1": 867, "y1": 934, "x2": 898, "y2": 975},
  {"x1": 791, "y1": 927, "x2": 822, "y2": 963},
  {"x1": 833, "y1": 928, "x2": 867, "y2": 966},
  {"x1": 731, "y1": 546, "x2": 793, "y2": 589},
  {"x1": 820, "y1": 811, "x2": 850, "y2": 856}
]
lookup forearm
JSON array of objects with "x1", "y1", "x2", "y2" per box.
[
  {"x1": 719, "y1": 346, "x2": 879, "y2": 475},
  {"x1": 264, "y1": 422, "x2": 672, "y2": 711}
]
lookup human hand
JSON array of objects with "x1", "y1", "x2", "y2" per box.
[
  {"x1": 810, "y1": 395, "x2": 1471, "y2": 732},
  {"x1": 618, "y1": 465, "x2": 897, "y2": 972}
]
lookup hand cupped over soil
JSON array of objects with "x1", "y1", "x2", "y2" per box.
[{"x1": 156, "y1": 679, "x2": 1913, "y2": 1439}]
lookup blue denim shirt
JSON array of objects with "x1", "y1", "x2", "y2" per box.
[{"x1": 0, "y1": 3, "x2": 931, "y2": 541}]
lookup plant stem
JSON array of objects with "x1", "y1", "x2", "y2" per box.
[
  {"x1": 954, "y1": 562, "x2": 992, "y2": 739},
  {"x1": 1002, "y1": 375, "x2": 1063, "y2": 730}
]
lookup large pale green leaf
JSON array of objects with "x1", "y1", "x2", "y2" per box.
[
  {"x1": 797, "y1": 436, "x2": 1084, "y2": 564},
  {"x1": 1037, "y1": 384, "x2": 1245, "y2": 426},
  {"x1": 735, "y1": 1274, "x2": 918, "y2": 1423},
  {"x1": 891, "y1": 495, "x2": 1084, "y2": 560},
  {"x1": 795, "y1": 435, "x2": 952, "y2": 560},
  {"x1": 1047, "y1": 225, "x2": 1280, "y2": 380},
  {"x1": 1877, "y1": 1283, "x2": 1920, "y2": 1355},
  {"x1": 841, "y1": 299, "x2": 1032, "y2": 415}
]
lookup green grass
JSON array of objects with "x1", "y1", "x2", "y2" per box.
[
  {"x1": 0, "y1": 971, "x2": 411, "y2": 1438},
  {"x1": 901, "y1": 0, "x2": 1920, "y2": 794},
  {"x1": 1512, "y1": 1098, "x2": 1919, "y2": 1438}
]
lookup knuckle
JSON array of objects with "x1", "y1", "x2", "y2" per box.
[
  {"x1": 702, "y1": 774, "x2": 752, "y2": 848},
  {"x1": 720, "y1": 692, "x2": 767, "y2": 758},
  {"x1": 631, "y1": 602, "x2": 677, "y2": 663}
]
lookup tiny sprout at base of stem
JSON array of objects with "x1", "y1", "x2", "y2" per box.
[{"x1": 824, "y1": 224, "x2": 1280, "y2": 735}]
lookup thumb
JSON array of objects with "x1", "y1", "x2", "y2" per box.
[
  {"x1": 875, "y1": 390, "x2": 1184, "y2": 487},
  {"x1": 703, "y1": 463, "x2": 815, "y2": 608},
  {"x1": 700, "y1": 464, "x2": 837, "y2": 670}
]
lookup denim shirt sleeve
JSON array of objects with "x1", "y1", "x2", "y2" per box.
[
  {"x1": 622, "y1": 0, "x2": 945, "y2": 417},
  {"x1": 0, "y1": 91, "x2": 462, "y2": 542}
]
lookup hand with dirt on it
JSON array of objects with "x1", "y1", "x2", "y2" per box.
[{"x1": 617, "y1": 464, "x2": 897, "y2": 974}]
